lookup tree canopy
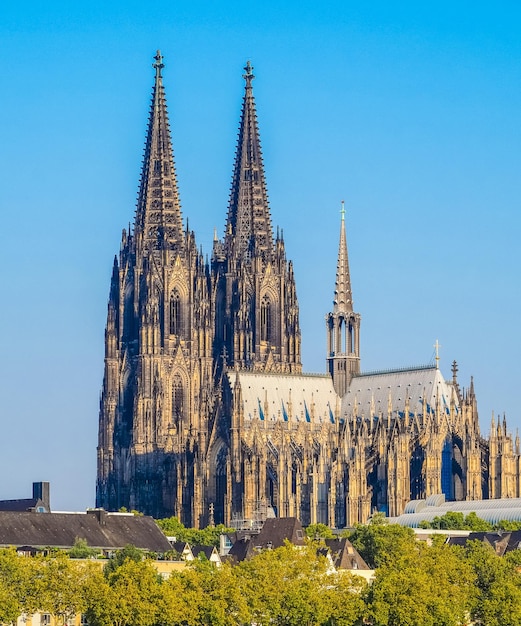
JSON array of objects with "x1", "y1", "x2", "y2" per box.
[
  {"x1": 2, "y1": 517, "x2": 521, "y2": 626},
  {"x1": 155, "y1": 516, "x2": 234, "y2": 547}
]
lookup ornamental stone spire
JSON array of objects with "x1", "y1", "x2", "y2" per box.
[
  {"x1": 225, "y1": 61, "x2": 274, "y2": 261},
  {"x1": 134, "y1": 50, "x2": 184, "y2": 252},
  {"x1": 326, "y1": 201, "x2": 361, "y2": 396},
  {"x1": 334, "y1": 200, "x2": 354, "y2": 314}
]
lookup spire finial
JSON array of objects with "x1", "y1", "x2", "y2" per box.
[
  {"x1": 243, "y1": 60, "x2": 254, "y2": 86},
  {"x1": 434, "y1": 339, "x2": 441, "y2": 369},
  {"x1": 340, "y1": 200, "x2": 346, "y2": 221},
  {"x1": 153, "y1": 50, "x2": 164, "y2": 78}
]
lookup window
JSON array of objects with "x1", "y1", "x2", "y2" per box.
[
  {"x1": 260, "y1": 296, "x2": 272, "y2": 342},
  {"x1": 170, "y1": 290, "x2": 181, "y2": 335},
  {"x1": 172, "y1": 375, "x2": 184, "y2": 424}
]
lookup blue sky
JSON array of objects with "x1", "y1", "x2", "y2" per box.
[{"x1": 0, "y1": 1, "x2": 519, "y2": 511}]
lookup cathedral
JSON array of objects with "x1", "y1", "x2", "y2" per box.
[{"x1": 96, "y1": 52, "x2": 520, "y2": 528}]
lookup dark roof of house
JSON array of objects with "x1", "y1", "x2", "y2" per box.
[
  {"x1": 171, "y1": 541, "x2": 191, "y2": 554},
  {"x1": 447, "y1": 531, "x2": 521, "y2": 557},
  {"x1": 0, "y1": 509, "x2": 172, "y2": 552},
  {"x1": 227, "y1": 517, "x2": 306, "y2": 563},
  {"x1": 227, "y1": 528, "x2": 260, "y2": 545},
  {"x1": 228, "y1": 537, "x2": 254, "y2": 562},
  {"x1": 324, "y1": 538, "x2": 370, "y2": 570},
  {"x1": 192, "y1": 545, "x2": 218, "y2": 560},
  {"x1": 253, "y1": 517, "x2": 306, "y2": 549},
  {"x1": 446, "y1": 536, "x2": 469, "y2": 547},
  {"x1": 506, "y1": 531, "x2": 521, "y2": 552},
  {"x1": 0, "y1": 499, "x2": 42, "y2": 512}
]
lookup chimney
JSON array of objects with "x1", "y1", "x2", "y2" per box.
[
  {"x1": 87, "y1": 508, "x2": 108, "y2": 526},
  {"x1": 32, "y1": 482, "x2": 50, "y2": 511}
]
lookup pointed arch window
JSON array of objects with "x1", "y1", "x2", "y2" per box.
[
  {"x1": 172, "y1": 374, "x2": 184, "y2": 424},
  {"x1": 260, "y1": 295, "x2": 272, "y2": 343},
  {"x1": 170, "y1": 290, "x2": 181, "y2": 335}
]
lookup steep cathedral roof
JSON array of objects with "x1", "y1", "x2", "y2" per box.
[
  {"x1": 344, "y1": 365, "x2": 458, "y2": 419},
  {"x1": 333, "y1": 201, "x2": 353, "y2": 314},
  {"x1": 225, "y1": 61, "x2": 274, "y2": 260},
  {"x1": 229, "y1": 371, "x2": 338, "y2": 424},
  {"x1": 134, "y1": 51, "x2": 184, "y2": 252}
]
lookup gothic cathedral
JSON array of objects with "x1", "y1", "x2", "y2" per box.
[{"x1": 97, "y1": 53, "x2": 520, "y2": 527}]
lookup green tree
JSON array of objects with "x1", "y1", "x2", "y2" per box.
[
  {"x1": 423, "y1": 511, "x2": 493, "y2": 531},
  {"x1": 237, "y1": 542, "x2": 334, "y2": 626},
  {"x1": 464, "y1": 511, "x2": 493, "y2": 530},
  {"x1": 349, "y1": 515, "x2": 416, "y2": 568},
  {"x1": 69, "y1": 537, "x2": 100, "y2": 559},
  {"x1": 305, "y1": 523, "x2": 334, "y2": 540},
  {"x1": 103, "y1": 544, "x2": 144, "y2": 576},
  {"x1": 495, "y1": 519, "x2": 521, "y2": 531},
  {"x1": 158, "y1": 572, "x2": 202, "y2": 626},
  {"x1": 179, "y1": 560, "x2": 250, "y2": 626},
  {"x1": 0, "y1": 549, "x2": 24, "y2": 624},
  {"x1": 366, "y1": 541, "x2": 475, "y2": 626},
  {"x1": 322, "y1": 571, "x2": 367, "y2": 626},
  {"x1": 156, "y1": 516, "x2": 233, "y2": 547},
  {"x1": 430, "y1": 511, "x2": 466, "y2": 529},
  {"x1": 83, "y1": 566, "x2": 114, "y2": 626},
  {"x1": 87, "y1": 559, "x2": 163, "y2": 626},
  {"x1": 38, "y1": 553, "x2": 88, "y2": 625},
  {"x1": 465, "y1": 540, "x2": 521, "y2": 626}
]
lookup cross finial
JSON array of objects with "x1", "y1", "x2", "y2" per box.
[
  {"x1": 243, "y1": 60, "x2": 254, "y2": 85},
  {"x1": 340, "y1": 200, "x2": 346, "y2": 221},
  {"x1": 153, "y1": 50, "x2": 164, "y2": 78},
  {"x1": 434, "y1": 339, "x2": 441, "y2": 369}
]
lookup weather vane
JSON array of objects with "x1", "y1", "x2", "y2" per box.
[{"x1": 434, "y1": 339, "x2": 441, "y2": 370}]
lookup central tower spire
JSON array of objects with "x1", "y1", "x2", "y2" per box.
[
  {"x1": 326, "y1": 201, "x2": 361, "y2": 396},
  {"x1": 135, "y1": 50, "x2": 184, "y2": 252},
  {"x1": 224, "y1": 61, "x2": 273, "y2": 261},
  {"x1": 334, "y1": 201, "x2": 354, "y2": 314}
]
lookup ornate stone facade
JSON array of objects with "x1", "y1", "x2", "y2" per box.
[{"x1": 96, "y1": 53, "x2": 520, "y2": 527}]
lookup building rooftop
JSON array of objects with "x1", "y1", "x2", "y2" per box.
[{"x1": 0, "y1": 509, "x2": 172, "y2": 552}]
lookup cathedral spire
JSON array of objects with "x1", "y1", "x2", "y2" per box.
[
  {"x1": 225, "y1": 61, "x2": 273, "y2": 260},
  {"x1": 135, "y1": 50, "x2": 183, "y2": 252},
  {"x1": 333, "y1": 200, "x2": 353, "y2": 314},
  {"x1": 326, "y1": 201, "x2": 361, "y2": 396}
]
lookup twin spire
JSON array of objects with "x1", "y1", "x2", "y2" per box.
[
  {"x1": 135, "y1": 50, "x2": 183, "y2": 252},
  {"x1": 135, "y1": 54, "x2": 274, "y2": 262},
  {"x1": 136, "y1": 52, "x2": 354, "y2": 314},
  {"x1": 225, "y1": 61, "x2": 274, "y2": 261}
]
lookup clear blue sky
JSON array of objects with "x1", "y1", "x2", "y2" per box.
[{"x1": 0, "y1": 1, "x2": 519, "y2": 511}]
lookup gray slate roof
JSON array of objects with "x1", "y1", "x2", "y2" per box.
[
  {"x1": 229, "y1": 372, "x2": 339, "y2": 424},
  {"x1": 344, "y1": 366, "x2": 457, "y2": 419},
  {"x1": 448, "y1": 531, "x2": 521, "y2": 556},
  {"x1": 228, "y1": 517, "x2": 306, "y2": 562},
  {"x1": 0, "y1": 499, "x2": 41, "y2": 512},
  {"x1": 0, "y1": 509, "x2": 172, "y2": 552},
  {"x1": 254, "y1": 517, "x2": 306, "y2": 549}
]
